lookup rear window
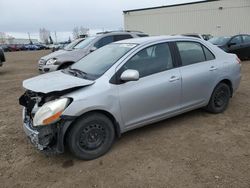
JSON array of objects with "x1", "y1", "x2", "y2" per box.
[{"x1": 176, "y1": 42, "x2": 206, "y2": 66}]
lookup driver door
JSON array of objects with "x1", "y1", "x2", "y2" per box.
[{"x1": 116, "y1": 42, "x2": 181, "y2": 129}]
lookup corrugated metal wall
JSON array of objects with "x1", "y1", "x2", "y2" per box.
[{"x1": 124, "y1": 0, "x2": 250, "y2": 36}]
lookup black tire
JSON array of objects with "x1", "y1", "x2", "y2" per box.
[
  {"x1": 67, "y1": 113, "x2": 115, "y2": 160},
  {"x1": 206, "y1": 83, "x2": 231, "y2": 114}
]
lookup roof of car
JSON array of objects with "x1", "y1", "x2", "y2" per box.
[
  {"x1": 115, "y1": 35, "x2": 200, "y2": 45},
  {"x1": 96, "y1": 30, "x2": 145, "y2": 36}
]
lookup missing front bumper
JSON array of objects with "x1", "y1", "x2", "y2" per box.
[{"x1": 22, "y1": 108, "x2": 74, "y2": 154}]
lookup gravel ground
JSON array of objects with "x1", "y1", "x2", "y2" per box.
[{"x1": 0, "y1": 50, "x2": 250, "y2": 188}]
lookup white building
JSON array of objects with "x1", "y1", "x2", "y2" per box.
[{"x1": 123, "y1": 0, "x2": 250, "y2": 36}]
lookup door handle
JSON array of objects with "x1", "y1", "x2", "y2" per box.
[
  {"x1": 209, "y1": 66, "x2": 217, "y2": 71},
  {"x1": 169, "y1": 76, "x2": 180, "y2": 82}
]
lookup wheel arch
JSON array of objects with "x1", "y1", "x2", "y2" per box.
[
  {"x1": 62, "y1": 109, "x2": 121, "y2": 149},
  {"x1": 218, "y1": 79, "x2": 233, "y2": 97}
]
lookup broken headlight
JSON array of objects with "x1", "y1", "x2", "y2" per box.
[{"x1": 33, "y1": 98, "x2": 71, "y2": 126}]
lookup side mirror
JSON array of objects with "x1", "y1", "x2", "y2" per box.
[
  {"x1": 90, "y1": 47, "x2": 97, "y2": 52},
  {"x1": 120, "y1": 69, "x2": 139, "y2": 82}
]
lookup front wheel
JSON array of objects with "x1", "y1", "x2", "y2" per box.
[
  {"x1": 67, "y1": 113, "x2": 115, "y2": 160},
  {"x1": 205, "y1": 83, "x2": 231, "y2": 114}
]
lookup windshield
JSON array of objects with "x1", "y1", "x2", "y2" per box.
[
  {"x1": 209, "y1": 37, "x2": 230, "y2": 45},
  {"x1": 70, "y1": 43, "x2": 137, "y2": 79},
  {"x1": 64, "y1": 39, "x2": 83, "y2": 50},
  {"x1": 73, "y1": 36, "x2": 97, "y2": 49}
]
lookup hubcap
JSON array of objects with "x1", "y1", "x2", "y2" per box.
[{"x1": 79, "y1": 124, "x2": 106, "y2": 151}]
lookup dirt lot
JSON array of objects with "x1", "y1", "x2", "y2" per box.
[{"x1": 0, "y1": 50, "x2": 249, "y2": 188}]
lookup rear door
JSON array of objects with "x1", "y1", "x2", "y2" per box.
[{"x1": 175, "y1": 41, "x2": 217, "y2": 110}]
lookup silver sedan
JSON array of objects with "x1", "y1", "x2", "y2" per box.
[{"x1": 20, "y1": 36, "x2": 241, "y2": 160}]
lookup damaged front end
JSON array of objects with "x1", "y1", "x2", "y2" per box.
[
  {"x1": 19, "y1": 90, "x2": 75, "y2": 154},
  {"x1": 19, "y1": 70, "x2": 95, "y2": 154}
]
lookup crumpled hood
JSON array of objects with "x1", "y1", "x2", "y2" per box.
[
  {"x1": 41, "y1": 48, "x2": 89, "y2": 62},
  {"x1": 23, "y1": 71, "x2": 94, "y2": 94}
]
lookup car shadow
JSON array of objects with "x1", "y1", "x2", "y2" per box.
[{"x1": 114, "y1": 108, "x2": 211, "y2": 146}]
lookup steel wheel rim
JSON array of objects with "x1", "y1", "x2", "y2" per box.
[
  {"x1": 214, "y1": 87, "x2": 228, "y2": 108},
  {"x1": 78, "y1": 124, "x2": 106, "y2": 151}
]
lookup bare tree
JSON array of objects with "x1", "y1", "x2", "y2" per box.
[
  {"x1": 39, "y1": 28, "x2": 50, "y2": 44},
  {"x1": 0, "y1": 32, "x2": 6, "y2": 44},
  {"x1": 72, "y1": 26, "x2": 89, "y2": 39},
  {"x1": 72, "y1": 27, "x2": 79, "y2": 39}
]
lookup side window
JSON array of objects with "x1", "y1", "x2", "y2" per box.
[
  {"x1": 230, "y1": 36, "x2": 242, "y2": 45},
  {"x1": 94, "y1": 36, "x2": 114, "y2": 48},
  {"x1": 121, "y1": 43, "x2": 173, "y2": 78},
  {"x1": 203, "y1": 46, "x2": 215, "y2": 61},
  {"x1": 243, "y1": 35, "x2": 250, "y2": 43},
  {"x1": 114, "y1": 35, "x2": 133, "y2": 41},
  {"x1": 176, "y1": 42, "x2": 206, "y2": 66}
]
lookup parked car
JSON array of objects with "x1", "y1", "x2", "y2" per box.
[
  {"x1": 0, "y1": 48, "x2": 6, "y2": 67},
  {"x1": 24, "y1": 44, "x2": 40, "y2": 51},
  {"x1": 0, "y1": 44, "x2": 11, "y2": 52},
  {"x1": 19, "y1": 36, "x2": 241, "y2": 160},
  {"x1": 8, "y1": 44, "x2": 21, "y2": 51},
  {"x1": 52, "y1": 41, "x2": 71, "y2": 52},
  {"x1": 35, "y1": 44, "x2": 48, "y2": 50},
  {"x1": 182, "y1": 33, "x2": 213, "y2": 41},
  {"x1": 38, "y1": 31, "x2": 149, "y2": 73},
  {"x1": 209, "y1": 34, "x2": 250, "y2": 60}
]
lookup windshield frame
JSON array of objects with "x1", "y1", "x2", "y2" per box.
[
  {"x1": 63, "y1": 38, "x2": 84, "y2": 50},
  {"x1": 73, "y1": 36, "x2": 97, "y2": 49}
]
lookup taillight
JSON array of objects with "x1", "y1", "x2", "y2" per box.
[{"x1": 236, "y1": 57, "x2": 241, "y2": 64}]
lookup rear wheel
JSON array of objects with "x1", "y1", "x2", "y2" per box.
[
  {"x1": 67, "y1": 113, "x2": 115, "y2": 160},
  {"x1": 206, "y1": 83, "x2": 231, "y2": 114}
]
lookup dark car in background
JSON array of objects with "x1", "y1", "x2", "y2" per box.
[
  {"x1": 182, "y1": 33, "x2": 213, "y2": 41},
  {"x1": 0, "y1": 44, "x2": 11, "y2": 52},
  {"x1": 0, "y1": 47, "x2": 6, "y2": 67},
  {"x1": 209, "y1": 34, "x2": 250, "y2": 60}
]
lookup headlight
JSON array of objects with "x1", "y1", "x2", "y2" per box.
[
  {"x1": 46, "y1": 58, "x2": 57, "y2": 65},
  {"x1": 33, "y1": 98, "x2": 71, "y2": 127}
]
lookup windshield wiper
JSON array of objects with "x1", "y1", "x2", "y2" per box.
[{"x1": 67, "y1": 68, "x2": 88, "y2": 78}]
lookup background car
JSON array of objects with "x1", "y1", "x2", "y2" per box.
[
  {"x1": 182, "y1": 33, "x2": 213, "y2": 41},
  {"x1": 51, "y1": 41, "x2": 71, "y2": 52},
  {"x1": 38, "y1": 30, "x2": 149, "y2": 73},
  {"x1": 209, "y1": 34, "x2": 250, "y2": 60},
  {"x1": 24, "y1": 44, "x2": 40, "y2": 51},
  {"x1": 0, "y1": 47, "x2": 6, "y2": 67},
  {"x1": 0, "y1": 44, "x2": 11, "y2": 52}
]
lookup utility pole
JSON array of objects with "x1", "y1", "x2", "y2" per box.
[
  {"x1": 27, "y1": 32, "x2": 32, "y2": 44},
  {"x1": 54, "y1": 31, "x2": 57, "y2": 44}
]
